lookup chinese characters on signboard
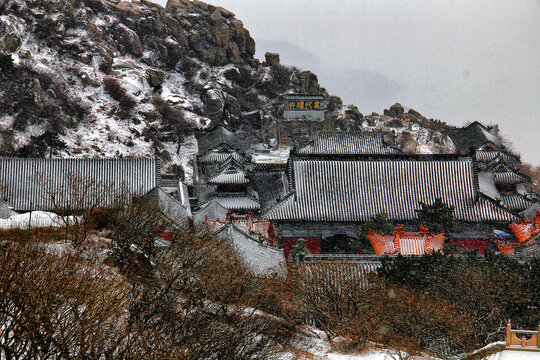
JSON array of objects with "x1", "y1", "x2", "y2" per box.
[
  {"x1": 283, "y1": 95, "x2": 325, "y2": 121},
  {"x1": 287, "y1": 100, "x2": 321, "y2": 110}
]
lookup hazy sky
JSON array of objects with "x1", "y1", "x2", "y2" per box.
[{"x1": 152, "y1": 0, "x2": 540, "y2": 165}]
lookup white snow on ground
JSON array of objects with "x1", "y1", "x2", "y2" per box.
[
  {"x1": 273, "y1": 327, "x2": 442, "y2": 360},
  {"x1": 484, "y1": 351, "x2": 540, "y2": 360},
  {"x1": 0, "y1": 211, "x2": 76, "y2": 229}
]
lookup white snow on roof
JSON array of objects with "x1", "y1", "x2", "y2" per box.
[
  {"x1": 481, "y1": 127, "x2": 502, "y2": 145},
  {"x1": 0, "y1": 211, "x2": 76, "y2": 229},
  {"x1": 478, "y1": 171, "x2": 502, "y2": 200}
]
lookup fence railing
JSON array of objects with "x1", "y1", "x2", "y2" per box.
[
  {"x1": 303, "y1": 254, "x2": 383, "y2": 263},
  {"x1": 506, "y1": 323, "x2": 540, "y2": 351}
]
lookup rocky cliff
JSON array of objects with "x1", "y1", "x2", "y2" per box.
[{"x1": 0, "y1": 0, "x2": 457, "y2": 181}]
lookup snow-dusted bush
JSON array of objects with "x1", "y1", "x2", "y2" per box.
[
  {"x1": 103, "y1": 76, "x2": 136, "y2": 117},
  {"x1": 292, "y1": 264, "x2": 475, "y2": 357}
]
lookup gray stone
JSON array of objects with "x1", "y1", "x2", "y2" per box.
[
  {"x1": 408, "y1": 108, "x2": 427, "y2": 120},
  {"x1": 192, "y1": 0, "x2": 208, "y2": 11},
  {"x1": 299, "y1": 71, "x2": 320, "y2": 94},
  {"x1": 209, "y1": 8, "x2": 223, "y2": 23},
  {"x1": 146, "y1": 68, "x2": 165, "y2": 88},
  {"x1": 114, "y1": 24, "x2": 143, "y2": 57},
  {"x1": 214, "y1": 24, "x2": 231, "y2": 46},
  {"x1": 165, "y1": 16, "x2": 189, "y2": 47},
  {"x1": 165, "y1": 0, "x2": 189, "y2": 11},
  {"x1": 245, "y1": 31, "x2": 256, "y2": 55},
  {"x1": 215, "y1": 6, "x2": 235, "y2": 17}
]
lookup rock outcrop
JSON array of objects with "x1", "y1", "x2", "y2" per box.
[{"x1": 0, "y1": 0, "x2": 462, "y2": 179}]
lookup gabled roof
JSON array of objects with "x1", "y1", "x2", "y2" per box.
[
  {"x1": 197, "y1": 125, "x2": 244, "y2": 156},
  {"x1": 296, "y1": 131, "x2": 400, "y2": 155},
  {"x1": 449, "y1": 122, "x2": 502, "y2": 154},
  {"x1": 214, "y1": 223, "x2": 286, "y2": 276},
  {"x1": 144, "y1": 187, "x2": 190, "y2": 226},
  {"x1": 207, "y1": 159, "x2": 249, "y2": 185},
  {"x1": 475, "y1": 149, "x2": 520, "y2": 166},
  {"x1": 199, "y1": 194, "x2": 260, "y2": 210},
  {"x1": 248, "y1": 170, "x2": 288, "y2": 213},
  {"x1": 501, "y1": 194, "x2": 535, "y2": 212},
  {"x1": 0, "y1": 158, "x2": 160, "y2": 211},
  {"x1": 478, "y1": 171, "x2": 501, "y2": 201},
  {"x1": 494, "y1": 171, "x2": 529, "y2": 185},
  {"x1": 198, "y1": 150, "x2": 245, "y2": 164},
  {"x1": 264, "y1": 155, "x2": 517, "y2": 223},
  {"x1": 193, "y1": 200, "x2": 229, "y2": 223}
]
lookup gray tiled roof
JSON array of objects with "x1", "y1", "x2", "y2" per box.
[
  {"x1": 199, "y1": 151, "x2": 244, "y2": 164},
  {"x1": 478, "y1": 172, "x2": 501, "y2": 200},
  {"x1": 193, "y1": 200, "x2": 229, "y2": 223},
  {"x1": 475, "y1": 150, "x2": 519, "y2": 165},
  {"x1": 214, "y1": 223, "x2": 286, "y2": 276},
  {"x1": 0, "y1": 158, "x2": 159, "y2": 211},
  {"x1": 494, "y1": 171, "x2": 529, "y2": 184},
  {"x1": 501, "y1": 194, "x2": 535, "y2": 211},
  {"x1": 206, "y1": 158, "x2": 249, "y2": 185},
  {"x1": 197, "y1": 125, "x2": 244, "y2": 155},
  {"x1": 300, "y1": 261, "x2": 380, "y2": 290},
  {"x1": 199, "y1": 194, "x2": 260, "y2": 210},
  {"x1": 207, "y1": 168, "x2": 249, "y2": 185},
  {"x1": 144, "y1": 187, "x2": 190, "y2": 226},
  {"x1": 265, "y1": 156, "x2": 517, "y2": 223},
  {"x1": 296, "y1": 131, "x2": 400, "y2": 155}
]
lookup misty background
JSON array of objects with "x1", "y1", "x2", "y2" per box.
[{"x1": 152, "y1": 0, "x2": 540, "y2": 165}]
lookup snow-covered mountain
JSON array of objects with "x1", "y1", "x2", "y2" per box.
[{"x1": 0, "y1": 0, "x2": 457, "y2": 182}]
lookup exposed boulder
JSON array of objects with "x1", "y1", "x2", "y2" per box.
[
  {"x1": 164, "y1": 15, "x2": 189, "y2": 47},
  {"x1": 165, "y1": 0, "x2": 190, "y2": 12},
  {"x1": 209, "y1": 8, "x2": 223, "y2": 24},
  {"x1": 299, "y1": 71, "x2": 320, "y2": 94},
  {"x1": 113, "y1": 24, "x2": 143, "y2": 57},
  {"x1": 326, "y1": 95, "x2": 343, "y2": 112},
  {"x1": 215, "y1": 6, "x2": 235, "y2": 17},
  {"x1": 214, "y1": 24, "x2": 231, "y2": 46},
  {"x1": 245, "y1": 34, "x2": 256, "y2": 56},
  {"x1": 265, "y1": 52, "x2": 280, "y2": 66},
  {"x1": 146, "y1": 68, "x2": 165, "y2": 88},
  {"x1": 384, "y1": 102, "x2": 404, "y2": 117},
  {"x1": 408, "y1": 107, "x2": 428, "y2": 121},
  {"x1": 345, "y1": 106, "x2": 363, "y2": 121},
  {"x1": 0, "y1": 17, "x2": 22, "y2": 53}
]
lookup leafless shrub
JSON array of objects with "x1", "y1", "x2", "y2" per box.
[
  {"x1": 291, "y1": 264, "x2": 474, "y2": 357},
  {"x1": 152, "y1": 95, "x2": 195, "y2": 144},
  {"x1": 0, "y1": 241, "x2": 141, "y2": 359},
  {"x1": 103, "y1": 76, "x2": 136, "y2": 117}
]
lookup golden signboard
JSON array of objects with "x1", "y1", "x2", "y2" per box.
[{"x1": 287, "y1": 101, "x2": 321, "y2": 110}]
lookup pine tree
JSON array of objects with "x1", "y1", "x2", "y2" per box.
[
  {"x1": 0, "y1": 54, "x2": 14, "y2": 72},
  {"x1": 351, "y1": 212, "x2": 395, "y2": 253},
  {"x1": 40, "y1": 129, "x2": 68, "y2": 158},
  {"x1": 415, "y1": 197, "x2": 461, "y2": 233}
]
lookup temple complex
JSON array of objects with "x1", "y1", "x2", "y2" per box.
[
  {"x1": 191, "y1": 119, "x2": 539, "y2": 262},
  {"x1": 194, "y1": 125, "x2": 260, "y2": 213}
]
